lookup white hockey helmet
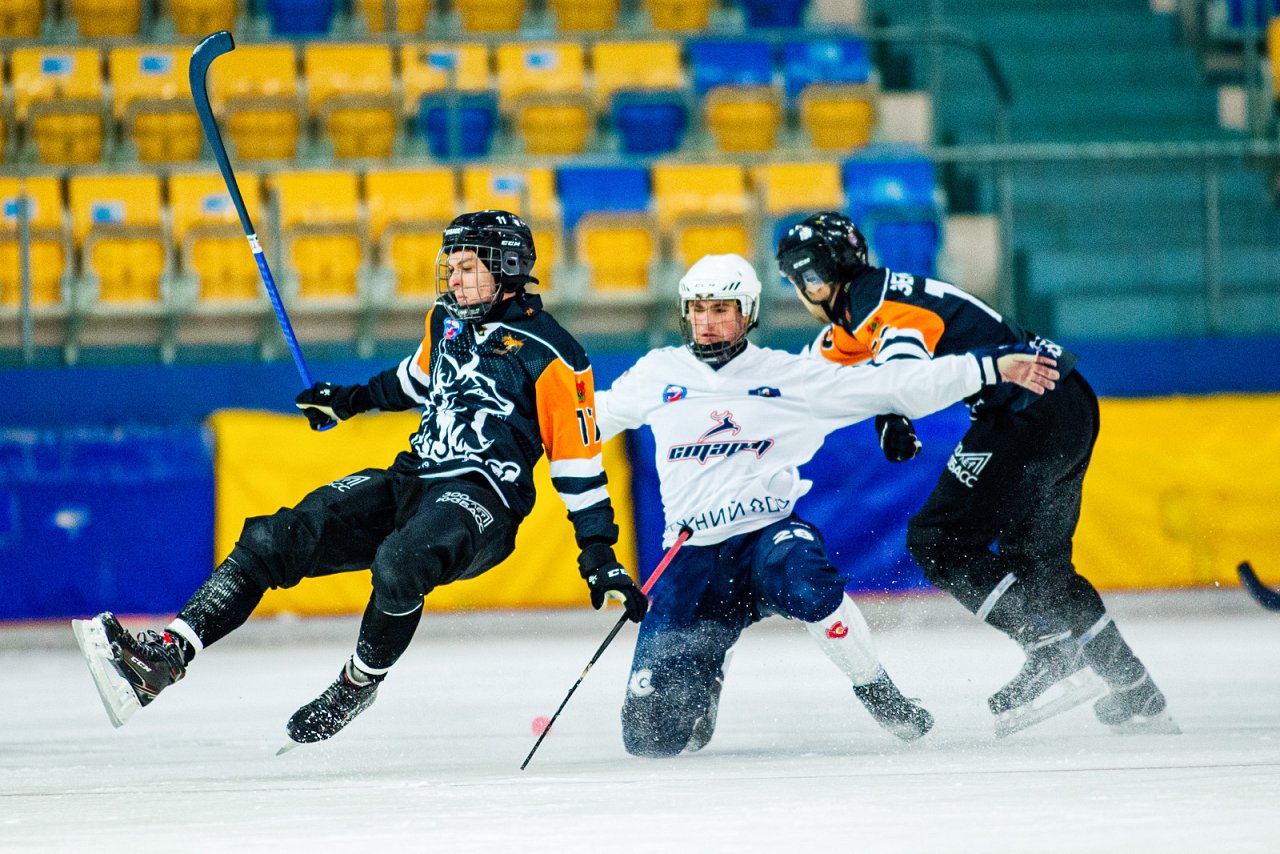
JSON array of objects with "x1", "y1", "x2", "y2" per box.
[
  {"x1": 677, "y1": 253, "x2": 762, "y2": 364},
  {"x1": 677, "y1": 253, "x2": 762, "y2": 326}
]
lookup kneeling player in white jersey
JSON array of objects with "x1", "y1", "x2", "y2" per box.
[{"x1": 596, "y1": 254, "x2": 1059, "y2": 756}]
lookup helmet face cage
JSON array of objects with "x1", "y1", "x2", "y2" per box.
[
  {"x1": 436, "y1": 243, "x2": 504, "y2": 322},
  {"x1": 675, "y1": 254, "x2": 762, "y2": 364},
  {"x1": 678, "y1": 295, "x2": 755, "y2": 364}
]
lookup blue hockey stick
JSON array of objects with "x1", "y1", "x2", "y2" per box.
[
  {"x1": 188, "y1": 31, "x2": 334, "y2": 430},
  {"x1": 1238, "y1": 562, "x2": 1280, "y2": 612}
]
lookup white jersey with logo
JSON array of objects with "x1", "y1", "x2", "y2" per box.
[{"x1": 596, "y1": 343, "x2": 986, "y2": 547}]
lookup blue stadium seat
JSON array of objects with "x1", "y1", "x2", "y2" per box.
[
  {"x1": 781, "y1": 38, "x2": 871, "y2": 100},
  {"x1": 417, "y1": 93, "x2": 498, "y2": 158},
  {"x1": 264, "y1": 0, "x2": 335, "y2": 35},
  {"x1": 868, "y1": 219, "x2": 939, "y2": 278},
  {"x1": 612, "y1": 91, "x2": 689, "y2": 155},
  {"x1": 686, "y1": 40, "x2": 774, "y2": 96},
  {"x1": 556, "y1": 166, "x2": 650, "y2": 231},
  {"x1": 1226, "y1": 0, "x2": 1280, "y2": 29},
  {"x1": 740, "y1": 0, "x2": 808, "y2": 28},
  {"x1": 841, "y1": 147, "x2": 937, "y2": 223}
]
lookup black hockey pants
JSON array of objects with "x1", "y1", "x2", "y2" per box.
[{"x1": 906, "y1": 371, "x2": 1107, "y2": 640}]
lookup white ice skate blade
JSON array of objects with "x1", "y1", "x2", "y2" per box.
[
  {"x1": 1109, "y1": 710, "x2": 1181, "y2": 736},
  {"x1": 276, "y1": 740, "x2": 303, "y2": 756},
  {"x1": 994, "y1": 670, "x2": 1106, "y2": 739},
  {"x1": 71, "y1": 618, "x2": 140, "y2": 729}
]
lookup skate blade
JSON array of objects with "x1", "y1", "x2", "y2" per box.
[
  {"x1": 994, "y1": 670, "x2": 1106, "y2": 739},
  {"x1": 276, "y1": 740, "x2": 303, "y2": 756},
  {"x1": 71, "y1": 618, "x2": 141, "y2": 729},
  {"x1": 1109, "y1": 710, "x2": 1181, "y2": 736}
]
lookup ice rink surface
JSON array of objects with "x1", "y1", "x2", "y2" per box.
[{"x1": 5, "y1": 588, "x2": 1279, "y2": 852}]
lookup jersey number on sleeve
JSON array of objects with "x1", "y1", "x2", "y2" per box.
[{"x1": 576, "y1": 407, "x2": 601, "y2": 445}]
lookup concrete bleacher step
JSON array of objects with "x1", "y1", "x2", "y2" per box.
[
  {"x1": 1024, "y1": 244, "x2": 1280, "y2": 296},
  {"x1": 994, "y1": 46, "x2": 1202, "y2": 90},
  {"x1": 944, "y1": 9, "x2": 1177, "y2": 47},
  {"x1": 1051, "y1": 288, "x2": 1280, "y2": 338},
  {"x1": 1007, "y1": 167, "x2": 1272, "y2": 208}
]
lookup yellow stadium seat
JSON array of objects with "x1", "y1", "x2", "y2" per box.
[
  {"x1": 109, "y1": 47, "x2": 202, "y2": 163},
  {"x1": 530, "y1": 225, "x2": 557, "y2": 292},
  {"x1": 672, "y1": 217, "x2": 750, "y2": 269},
  {"x1": 591, "y1": 40, "x2": 683, "y2": 110},
  {"x1": 495, "y1": 42, "x2": 586, "y2": 111},
  {"x1": 400, "y1": 44, "x2": 490, "y2": 116},
  {"x1": 1269, "y1": 19, "x2": 1280, "y2": 102},
  {"x1": 170, "y1": 0, "x2": 238, "y2": 37},
  {"x1": 799, "y1": 84, "x2": 876, "y2": 151},
  {"x1": 461, "y1": 166, "x2": 559, "y2": 225},
  {"x1": 208, "y1": 44, "x2": 301, "y2": 162},
  {"x1": 168, "y1": 173, "x2": 265, "y2": 302},
  {"x1": 548, "y1": 0, "x2": 617, "y2": 31},
  {"x1": 270, "y1": 171, "x2": 363, "y2": 300},
  {"x1": 0, "y1": 177, "x2": 67, "y2": 308},
  {"x1": 644, "y1": 0, "x2": 713, "y2": 30},
  {"x1": 304, "y1": 44, "x2": 397, "y2": 160},
  {"x1": 0, "y1": 0, "x2": 42, "y2": 37},
  {"x1": 751, "y1": 162, "x2": 844, "y2": 217},
  {"x1": 515, "y1": 94, "x2": 591, "y2": 155},
  {"x1": 651, "y1": 163, "x2": 749, "y2": 231},
  {"x1": 11, "y1": 47, "x2": 105, "y2": 166},
  {"x1": 68, "y1": 175, "x2": 167, "y2": 304},
  {"x1": 576, "y1": 213, "x2": 657, "y2": 292},
  {"x1": 704, "y1": 85, "x2": 782, "y2": 153},
  {"x1": 69, "y1": 0, "x2": 141, "y2": 36},
  {"x1": 454, "y1": 0, "x2": 523, "y2": 32},
  {"x1": 358, "y1": 0, "x2": 431, "y2": 32},
  {"x1": 365, "y1": 168, "x2": 455, "y2": 297}
]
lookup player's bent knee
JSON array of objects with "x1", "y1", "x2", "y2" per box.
[
  {"x1": 234, "y1": 512, "x2": 310, "y2": 589},
  {"x1": 621, "y1": 697, "x2": 694, "y2": 758}
]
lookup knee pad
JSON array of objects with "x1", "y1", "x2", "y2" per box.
[
  {"x1": 371, "y1": 539, "x2": 444, "y2": 615},
  {"x1": 233, "y1": 511, "x2": 312, "y2": 590},
  {"x1": 621, "y1": 626, "x2": 729, "y2": 757}
]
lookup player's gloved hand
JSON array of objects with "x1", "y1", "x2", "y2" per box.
[
  {"x1": 971, "y1": 344, "x2": 1059, "y2": 395},
  {"x1": 294, "y1": 382, "x2": 364, "y2": 431},
  {"x1": 579, "y1": 543, "x2": 647, "y2": 622},
  {"x1": 874, "y1": 413, "x2": 921, "y2": 463}
]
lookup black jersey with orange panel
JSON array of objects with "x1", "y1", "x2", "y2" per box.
[{"x1": 361, "y1": 292, "x2": 617, "y2": 549}]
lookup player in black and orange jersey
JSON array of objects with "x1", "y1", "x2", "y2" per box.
[
  {"x1": 776, "y1": 211, "x2": 1176, "y2": 738},
  {"x1": 73, "y1": 211, "x2": 645, "y2": 749}
]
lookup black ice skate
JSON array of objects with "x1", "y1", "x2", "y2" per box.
[
  {"x1": 853, "y1": 669, "x2": 935, "y2": 742},
  {"x1": 684, "y1": 666, "x2": 725, "y2": 753},
  {"x1": 989, "y1": 630, "x2": 1106, "y2": 738},
  {"x1": 72, "y1": 612, "x2": 187, "y2": 728},
  {"x1": 1093, "y1": 670, "x2": 1180, "y2": 735},
  {"x1": 281, "y1": 660, "x2": 382, "y2": 752}
]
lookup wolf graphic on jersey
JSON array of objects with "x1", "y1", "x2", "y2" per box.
[{"x1": 412, "y1": 349, "x2": 521, "y2": 482}]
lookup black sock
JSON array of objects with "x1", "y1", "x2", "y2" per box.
[
  {"x1": 175, "y1": 555, "x2": 266, "y2": 650},
  {"x1": 354, "y1": 599, "x2": 423, "y2": 672}
]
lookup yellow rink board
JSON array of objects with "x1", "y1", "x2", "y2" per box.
[
  {"x1": 1076, "y1": 394, "x2": 1280, "y2": 590},
  {"x1": 209, "y1": 410, "x2": 637, "y2": 616}
]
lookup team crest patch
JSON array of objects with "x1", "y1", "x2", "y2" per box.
[
  {"x1": 662, "y1": 384, "x2": 687, "y2": 403},
  {"x1": 575, "y1": 379, "x2": 586, "y2": 402},
  {"x1": 748, "y1": 386, "x2": 781, "y2": 398},
  {"x1": 436, "y1": 490, "x2": 494, "y2": 531},
  {"x1": 826, "y1": 621, "x2": 848, "y2": 639},
  {"x1": 668, "y1": 410, "x2": 774, "y2": 465},
  {"x1": 444, "y1": 318, "x2": 463, "y2": 340},
  {"x1": 496, "y1": 333, "x2": 524, "y2": 354}
]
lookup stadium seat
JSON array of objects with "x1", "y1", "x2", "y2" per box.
[
  {"x1": 0, "y1": 177, "x2": 68, "y2": 308},
  {"x1": 548, "y1": 0, "x2": 617, "y2": 31},
  {"x1": 841, "y1": 147, "x2": 938, "y2": 223},
  {"x1": 781, "y1": 38, "x2": 871, "y2": 100},
  {"x1": 556, "y1": 166, "x2": 650, "y2": 232},
  {"x1": 169, "y1": 0, "x2": 238, "y2": 37},
  {"x1": 0, "y1": 0, "x2": 42, "y2": 37},
  {"x1": 462, "y1": 167, "x2": 559, "y2": 289},
  {"x1": 358, "y1": 0, "x2": 431, "y2": 32},
  {"x1": 612, "y1": 93, "x2": 689, "y2": 155},
  {"x1": 417, "y1": 92, "x2": 498, "y2": 158},
  {"x1": 1225, "y1": 0, "x2": 1280, "y2": 29},
  {"x1": 800, "y1": 84, "x2": 876, "y2": 151},
  {"x1": 575, "y1": 213, "x2": 658, "y2": 292},
  {"x1": 68, "y1": 0, "x2": 141, "y2": 36},
  {"x1": 752, "y1": 161, "x2": 843, "y2": 219},
  {"x1": 264, "y1": 0, "x2": 334, "y2": 35},
  {"x1": 364, "y1": 168, "x2": 456, "y2": 297},
  {"x1": 400, "y1": 43, "x2": 491, "y2": 112},
  {"x1": 455, "y1": 0, "x2": 524, "y2": 32},
  {"x1": 651, "y1": 163, "x2": 749, "y2": 231},
  {"x1": 673, "y1": 218, "x2": 751, "y2": 269},
  {"x1": 109, "y1": 47, "x2": 202, "y2": 163},
  {"x1": 703, "y1": 85, "x2": 781, "y2": 152},
  {"x1": 167, "y1": 173, "x2": 264, "y2": 302},
  {"x1": 208, "y1": 44, "x2": 301, "y2": 162},
  {"x1": 687, "y1": 39, "x2": 774, "y2": 97},
  {"x1": 269, "y1": 171, "x2": 364, "y2": 300},
  {"x1": 303, "y1": 44, "x2": 397, "y2": 160},
  {"x1": 1270, "y1": 19, "x2": 1280, "y2": 102},
  {"x1": 740, "y1": 0, "x2": 808, "y2": 27},
  {"x1": 592, "y1": 41, "x2": 684, "y2": 108},
  {"x1": 496, "y1": 43, "x2": 590, "y2": 155},
  {"x1": 11, "y1": 47, "x2": 105, "y2": 165},
  {"x1": 870, "y1": 219, "x2": 939, "y2": 277},
  {"x1": 68, "y1": 175, "x2": 167, "y2": 304},
  {"x1": 644, "y1": 0, "x2": 714, "y2": 30}
]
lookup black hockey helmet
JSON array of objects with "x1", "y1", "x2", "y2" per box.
[
  {"x1": 775, "y1": 211, "x2": 870, "y2": 298},
  {"x1": 436, "y1": 210, "x2": 539, "y2": 321}
]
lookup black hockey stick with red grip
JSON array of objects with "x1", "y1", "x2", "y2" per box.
[
  {"x1": 520, "y1": 526, "x2": 694, "y2": 770},
  {"x1": 1238, "y1": 562, "x2": 1280, "y2": 611}
]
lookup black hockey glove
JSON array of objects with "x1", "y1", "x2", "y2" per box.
[
  {"x1": 874, "y1": 413, "x2": 921, "y2": 463},
  {"x1": 294, "y1": 382, "x2": 369, "y2": 431},
  {"x1": 579, "y1": 543, "x2": 647, "y2": 623}
]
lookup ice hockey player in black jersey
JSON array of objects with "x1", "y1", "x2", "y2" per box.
[
  {"x1": 72, "y1": 211, "x2": 645, "y2": 748},
  {"x1": 776, "y1": 211, "x2": 1177, "y2": 738}
]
